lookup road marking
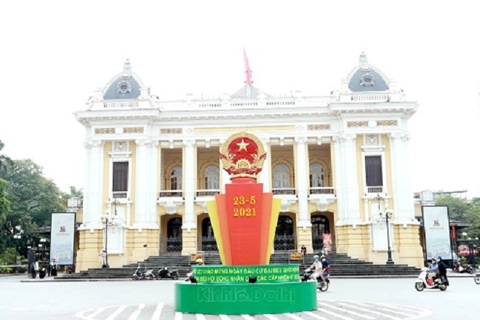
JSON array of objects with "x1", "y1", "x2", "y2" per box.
[
  {"x1": 317, "y1": 307, "x2": 353, "y2": 320},
  {"x1": 337, "y1": 302, "x2": 401, "y2": 320},
  {"x1": 85, "y1": 307, "x2": 107, "y2": 319},
  {"x1": 128, "y1": 303, "x2": 145, "y2": 320},
  {"x1": 264, "y1": 315, "x2": 280, "y2": 320},
  {"x1": 174, "y1": 312, "x2": 182, "y2": 320},
  {"x1": 319, "y1": 304, "x2": 375, "y2": 319},
  {"x1": 196, "y1": 314, "x2": 206, "y2": 320},
  {"x1": 106, "y1": 305, "x2": 126, "y2": 320},
  {"x1": 241, "y1": 315, "x2": 255, "y2": 320},
  {"x1": 219, "y1": 315, "x2": 230, "y2": 320},
  {"x1": 303, "y1": 311, "x2": 328, "y2": 319},
  {"x1": 285, "y1": 314, "x2": 304, "y2": 319},
  {"x1": 151, "y1": 303, "x2": 164, "y2": 320}
]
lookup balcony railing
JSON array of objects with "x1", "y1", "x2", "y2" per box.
[
  {"x1": 366, "y1": 186, "x2": 384, "y2": 194},
  {"x1": 272, "y1": 188, "x2": 296, "y2": 195},
  {"x1": 196, "y1": 189, "x2": 220, "y2": 197},
  {"x1": 159, "y1": 190, "x2": 183, "y2": 198},
  {"x1": 309, "y1": 187, "x2": 335, "y2": 195}
]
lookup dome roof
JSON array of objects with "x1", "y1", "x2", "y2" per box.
[
  {"x1": 346, "y1": 52, "x2": 390, "y2": 92},
  {"x1": 231, "y1": 84, "x2": 270, "y2": 99},
  {"x1": 103, "y1": 59, "x2": 145, "y2": 100}
]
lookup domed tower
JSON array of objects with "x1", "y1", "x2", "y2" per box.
[
  {"x1": 87, "y1": 59, "x2": 156, "y2": 110},
  {"x1": 334, "y1": 52, "x2": 406, "y2": 103},
  {"x1": 329, "y1": 52, "x2": 422, "y2": 267}
]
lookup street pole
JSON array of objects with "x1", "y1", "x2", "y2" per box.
[
  {"x1": 105, "y1": 215, "x2": 109, "y2": 268},
  {"x1": 385, "y1": 212, "x2": 394, "y2": 265}
]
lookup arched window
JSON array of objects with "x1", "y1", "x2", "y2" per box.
[
  {"x1": 204, "y1": 166, "x2": 219, "y2": 190},
  {"x1": 275, "y1": 216, "x2": 294, "y2": 235},
  {"x1": 273, "y1": 164, "x2": 290, "y2": 188},
  {"x1": 309, "y1": 164, "x2": 324, "y2": 187},
  {"x1": 170, "y1": 166, "x2": 182, "y2": 190}
]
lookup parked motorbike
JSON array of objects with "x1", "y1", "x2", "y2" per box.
[
  {"x1": 132, "y1": 264, "x2": 146, "y2": 280},
  {"x1": 156, "y1": 267, "x2": 180, "y2": 280},
  {"x1": 415, "y1": 267, "x2": 448, "y2": 291},
  {"x1": 453, "y1": 261, "x2": 474, "y2": 274},
  {"x1": 144, "y1": 268, "x2": 155, "y2": 280},
  {"x1": 301, "y1": 267, "x2": 330, "y2": 292}
]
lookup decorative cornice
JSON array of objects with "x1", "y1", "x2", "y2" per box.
[
  {"x1": 347, "y1": 121, "x2": 368, "y2": 128},
  {"x1": 377, "y1": 120, "x2": 398, "y2": 126},
  {"x1": 308, "y1": 124, "x2": 331, "y2": 131},
  {"x1": 194, "y1": 125, "x2": 295, "y2": 134},
  {"x1": 95, "y1": 128, "x2": 115, "y2": 134},
  {"x1": 160, "y1": 128, "x2": 182, "y2": 134}
]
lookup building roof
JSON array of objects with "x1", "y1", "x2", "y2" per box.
[
  {"x1": 103, "y1": 59, "x2": 145, "y2": 100},
  {"x1": 345, "y1": 52, "x2": 390, "y2": 92}
]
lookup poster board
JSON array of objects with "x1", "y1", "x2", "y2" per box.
[
  {"x1": 422, "y1": 206, "x2": 452, "y2": 260},
  {"x1": 50, "y1": 212, "x2": 76, "y2": 265}
]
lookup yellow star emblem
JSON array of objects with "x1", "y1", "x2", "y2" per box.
[{"x1": 236, "y1": 139, "x2": 249, "y2": 151}]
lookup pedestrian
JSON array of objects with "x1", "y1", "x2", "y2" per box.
[
  {"x1": 30, "y1": 262, "x2": 36, "y2": 279},
  {"x1": 34, "y1": 259, "x2": 40, "y2": 279},
  {"x1": 99, "y1": 249, "x2": 107, "y2": 267},
  {"x1": 50, "y1": 259, "x2": 58, "y2": 276},
  {"x1": 301, "y1": 245, "x2": 307, "y2": 255}
]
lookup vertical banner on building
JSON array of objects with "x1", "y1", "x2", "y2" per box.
[
  {"x1": 422, "y1": 206, "x2": 452, "y2": 260},
  {"x1": 50, "y1": 212, "x2": 76, "y2": 265}
]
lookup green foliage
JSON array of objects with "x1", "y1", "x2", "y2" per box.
[
  {"x1": 437, "y1": 195, "x2": 480, "y2": 240},
  {"x1": 2, "y1": 159, "x2": 65, "y2": 227},
  {"x1": 0, "y1": 178, "x2": 10, "y2": 225},
  {"x1": 0, "y1": 247, "x2": 18, "y2": 265}
]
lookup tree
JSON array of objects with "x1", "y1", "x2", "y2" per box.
[
  {"x1": 2, "y1": 159, "x2": 65, "y2": 227},
  {"x1": 0, "y1": 179, "x2": 10, "y2": 225},
  {"x1": 435, "y1": 195, "x2": 471, "y2": 222},
  {"x1": 0, "y1": 140, "x2": 13, "y2": 177}
]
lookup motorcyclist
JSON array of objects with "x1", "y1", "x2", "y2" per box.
[
  {"x1": 319, "y1": 255, "x2": 330, "y2": 284},
  {"x1": 310, "y1": 255, "x2": 322, "y2": 278},
  {"x1": 437, "y1": 256, "x2": 448, "y2": 284},
  {"x1": 428, "y1": 258, "x2": 438, "y2": 283}
]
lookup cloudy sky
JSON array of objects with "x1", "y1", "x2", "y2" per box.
[{"x1": 1, "y1": 1, "x2": 479, "y2": 197}]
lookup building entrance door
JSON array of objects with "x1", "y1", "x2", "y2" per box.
[
  {"x1": 274, "y1": 215, "x2": 295, "y2": 251},
  {"x1": 311, "y1": 215, "x2": 330, "y2": 252}
]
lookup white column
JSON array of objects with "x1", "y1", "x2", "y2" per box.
[
  {"x1": 390, "y1": 132, "x2": 416, "y2": 224},
  {"x1": 332, "y1": 136, "x2": 346, "y2": 223},
  {"x1": 134, "y1": 139, "x2": 159, "y2": 228},
  {"x1": 182, "y1": 139, "x2": 196, "y2": 231},
  {"x1": 342, "y1": 134, "x2": 361, "y2": 225},
  {"x1": 295, "y1": 137, "x2": 311, "y2": 228},
  {"x1": 81, "y1": 140, "x2": 104, "y2": 229},
  {"x1": 219, "y1": 139, "x2": 230, "y2": 192},
  {"x1": 259, "y1": 138, "x2": 271, "y2": 192}
]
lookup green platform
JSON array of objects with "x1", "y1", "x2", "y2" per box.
[{"x1": 175, "y1": 281, "x2": 317, "y2": 315}]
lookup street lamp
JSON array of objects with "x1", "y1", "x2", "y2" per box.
[{"x1": 375, "y1": 194, "x2": 394, "y2": 265}]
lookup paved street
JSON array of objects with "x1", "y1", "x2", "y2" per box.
[{"x1": 1, "y1": 274, "x2": 479, "y2": 320}]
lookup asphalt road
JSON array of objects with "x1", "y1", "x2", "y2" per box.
[{"x1": 1, "y1": 274, "x2": 479, "y2": 320}]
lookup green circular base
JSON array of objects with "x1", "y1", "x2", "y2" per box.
[{"x1": 175, "y1": 281, "x2": 317, "y2": 315}]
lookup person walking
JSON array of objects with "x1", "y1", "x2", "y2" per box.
[
  {"x1": 33, "y1": 260, "x2": 40, "y2": 279},
  {"x1": 50, "y1": 259, "x2": 58, "y2": 276}
]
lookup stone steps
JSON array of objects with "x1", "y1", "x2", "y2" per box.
[{"x1": 57, "y1": 253, "x2": 421, "y2": 280}]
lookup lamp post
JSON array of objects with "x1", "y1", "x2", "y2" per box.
[{"x1": 375, "y1": 194, "x2": 394, "y2": 265}]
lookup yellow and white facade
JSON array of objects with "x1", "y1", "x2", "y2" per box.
[{"x1": 74, "y1": 53, "x2": 424, "y2": 271}]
